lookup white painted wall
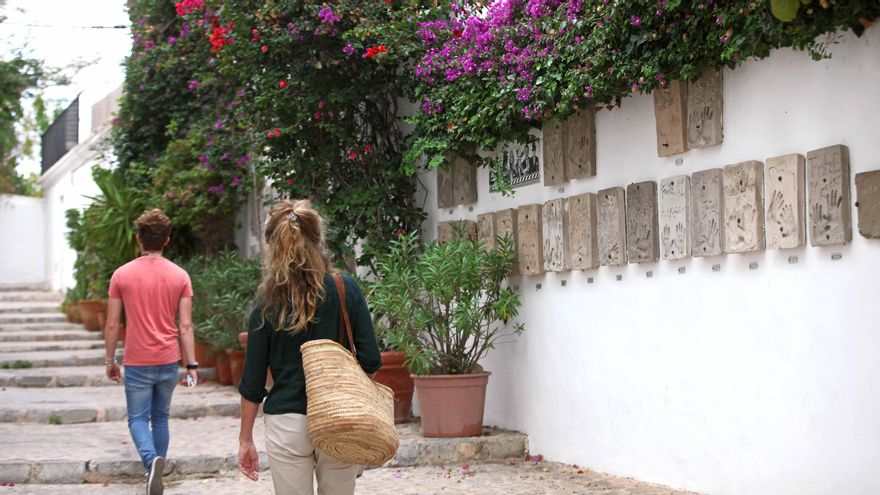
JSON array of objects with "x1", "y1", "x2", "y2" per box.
[
  {"x1": 0, "y1": 194, "x2": 47, "y2": 285},
  {"x1": 39, "y1": 128, "x2": 109, "y2": 292},
  {"x1": 421, "y1": 28, "x2": 880, "y2": 495}
]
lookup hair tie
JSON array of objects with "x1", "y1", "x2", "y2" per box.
[{"x1": 288, "y1": 212, "x2": 299, "y2": 224}]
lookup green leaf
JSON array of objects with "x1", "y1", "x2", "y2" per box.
[{"x1": 770, "y1": 0, "x2": 799, "y2": 22}]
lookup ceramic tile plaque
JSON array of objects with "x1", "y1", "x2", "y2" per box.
[
  {"x1": 626, "y1": 181, "x2": 659, "y2": 263},
  {"x1": 542, "y1": 198, "x2": 569, "y2": 272},
  {"x1": 494, "y1": 208, "x2": 519, "y2": 275},
  {"x1": 653, "y1": 80, "x2": 688, "y2": 157},
  {"x1": 543, "y1": 119, "x2": 566, "y2": 186},
  {"x1": 564, "y1": 108, "x2": 597, "y2": 180},
  {"x1": 437, "y1": 220, "x2": 477, "y2": 244},
  {"x1": 808, "y1": 144, "x2": 852, "y2": 246},
  {"x1": 598, "y1": 187, "x2": 626, "y2": 267},
  {"x1": 436, "y1": 165, "x2": 454, "y2": 209},
  {"x1": 517, "y1": 204, "x2": 544, "y2": 276},
  {"x1": 659, "y1": 175, "x2": 691, "y2": 260},
  {"x1": 765, "y1": 154, "x2": 806, "y2": 250},
  {"x1": 452, "y1": 155, "x2": 478, "y2": 205},
  {"x1": 691, "y1": 168, "x2": 724, "y2": 257},
  {"x1": 723, "y1": 160, "x2": 765, "y2": 253},
  {"x1": 855, "y1": 170, "x2": 880, "y2": 239},
  {"x1": 567, "y1": 193, "x2": 598, "y2": 270},
  {"x1": 686, "y1": 68, "x2": 723, "y2": 149},
  {"x1": 477, "y1": 213, "x2": 496, "y2": 248}
]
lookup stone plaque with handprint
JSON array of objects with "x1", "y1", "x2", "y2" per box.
[
  {"x1": 766, "y1": 154, "x2": 805, "y2": 250},
  {"x1": 659, "y1": 175, "x2": 691, "y2": 260},
  {"x1": 494, "y1": 208, "x2": 520, "y2": 276},
  {"x1": 723, "y1": 161, "x2": 766, "y2": 254},
  {"x1": 542, "y1": 198, "x2": 569, "y2": 272},
  {"x1": 687, "y1": 68, "x2": 723, "y2": 149},
  {"x1": 517, "y1": 204, "x2": 545, "y2": 276},
  {"x1": 692, "y1": 168, "x2": 725, "y2": 256},
  {"x1": 598, "y1": 187, "x2": 626, "y2": 267},
  {"x1": 564, "y1": 108, "x2": 597, "y2": 180},
  {"x1": 626, "y1": 181, "x2": 660, "y2": 263},
  {"x1": 855, "y1": 170, "x2": 880, "y2": 240},
  {"x1": 567, "y1": 193, "x2": 599, "y2": 270},
  {"x1": 808, "y1": 145, "x2": 852, "y2": 246},
  {"x1": 543, "y1": 118, "x2": 566, "y2": 186},
  {"x1": 653, "y1": 80, "x2": 688, "y2": 157}
]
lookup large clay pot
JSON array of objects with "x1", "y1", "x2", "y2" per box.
[
  {"x1": 69, "y1": 302, "x2": 82, "y2": 324},
  {"x1": 194, "y1": 341, "x2": 217, "y2": 368},
  {"x1": 77, "y1": 300, "x2": 106, "y2": 331},
  {"x1": 373, "y1": 351, "x2": 414, "y2": 424},
  {"x1": 412, "y1": 372, "x2": 491, "y2": 438},
  {"x1": 215, "y1": 350, "x2": 233, "y2": 385},
  {"x1": 227, "y1": 349, "x2": 245, "y2": 387}
]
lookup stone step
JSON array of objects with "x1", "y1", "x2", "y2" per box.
[
  {"x1": 0, "y1": 383, "x2": 240, "y2": 424},
  {"x1": 0, "y1": 283, "x2": 51, "y2": 292},
  {"x1": 0, "y1": 330, "x2": 102, "y2": 342},
  {"x1": 0, "y1": 302, "x2": 64, "y2": 314},
  {"x1": 0, "y1": 418, "x2": 529, "y2": 485},
  {"x1": 0, "y1": 365, "x2": 217, "y2": 388},
  {"x1": 0, "y1": 340, "x2": 104, "y2": 353},
  {"x1": 0, "y1": 291, "x2": 63, "y2": 303},
  {"x1": 0, "y1": 313, "x2": 68, "y2": 325},
  {"x1": 0, "y1": 348, "x2": 115, "y2": 369},
  {"x1": 0, "y1": 322, "x2": 90, "y2": 332}
]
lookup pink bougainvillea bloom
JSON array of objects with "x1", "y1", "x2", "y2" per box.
[
  {"x1": 318, "y1": 100, "x2": 325, "y2": 109},
  {"x1": 347, "y1": 148, "x2": 358, "y2": 160},
  {"x1": 273, "y1": 128, "x2": 281, "y2": 137},
  {"x1": 630, "y1": 16, "x2": 641, "y2": 26},
  {"x1": 261, "y1": 45, "x2": 268, "y2": 53},
  {"x1": 342, "y1": 44, "x2": 355, "y2": 55},
  {"x1": 230, "y1": 176, "x2": 242, "y2": 186},
  {"x1": 363, "y1": 144, "x2": 373, "y2": 154}
]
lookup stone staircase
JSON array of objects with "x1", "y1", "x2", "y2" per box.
[{"x1": 0, "y1": 285, "x2": 528, "y2": 488}]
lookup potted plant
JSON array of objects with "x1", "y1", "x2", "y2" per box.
[
  {"x1": 371, "y1": 231, "x2": 523, "y2": 437},
  {"x1": 185, "y1": 251, "x2": 260, "y2": 386}
]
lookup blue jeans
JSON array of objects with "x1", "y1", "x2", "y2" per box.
[{"x1": 124, "y1": 363, "x2": 179, "y2": 470}]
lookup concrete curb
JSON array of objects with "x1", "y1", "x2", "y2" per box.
[{"x1": 0, "y1": 427, "x2": 527, "y2": 484}]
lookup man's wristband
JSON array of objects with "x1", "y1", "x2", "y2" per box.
[
  {"x1": 186, "y1": 362, "x2": 199, "y2": 370},
  {"x1": 104, "y1": 358, "x2": 117, "y2": 367}
]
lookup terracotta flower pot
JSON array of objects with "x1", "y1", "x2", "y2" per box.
[
  {"x1": 412, "y1": 372, "x2": 491, "y2": 438},
  {"x1": 194, "y1": 341, "x2": 217, "y2": 368},
  {"x1": 69, "y1": 302, "x2": 82, "y2": 324},
  {"x1": 373, "y1": 351, "x2": 414, "y2": 424},
  {"x1": 77, "y1": 300, "x2": 106, "y2": 331},
  {"x1": 215, "y1": 350, "x2": 233, "y2": 385},
  {"x1": 227, "y1": 349, "x2": 245, "y2": 387}
]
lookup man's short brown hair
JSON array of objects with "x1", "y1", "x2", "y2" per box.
[{"x1": 136, "y1": 209, "x2": 172, "y2": 251}]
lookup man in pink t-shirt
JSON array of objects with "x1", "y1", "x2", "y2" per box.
[{"x1": 104, "y1": 209, "x2": 198, "y2": 495}]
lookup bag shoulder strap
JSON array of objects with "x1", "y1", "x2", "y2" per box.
[{"x1": 333, "y1": 273, "x2": 358, "y2": 358}]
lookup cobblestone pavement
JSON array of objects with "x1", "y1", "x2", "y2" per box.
[{"x1": 6, "y1": 462, "x2": 702, "y2": 494}]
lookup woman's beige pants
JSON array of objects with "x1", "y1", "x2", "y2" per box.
[{"x1": 264, "y1": 413, "x2": 359, "y2": 495}]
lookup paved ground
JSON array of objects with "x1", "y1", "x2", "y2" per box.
[
  {"x1": 0, "y1": 286, "x2": 701, "y2": 494},
  {"x1": 4, "y1": 462, "x2": 701, "y2": 494}
]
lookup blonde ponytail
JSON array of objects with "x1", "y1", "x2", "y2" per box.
[{"x1": 258, "y1": 200, "x2": 333, "y2": 333}]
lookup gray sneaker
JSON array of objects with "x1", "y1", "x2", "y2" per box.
[{"x1": 146, "y1": 456, "x2": 164, "y2": 495}]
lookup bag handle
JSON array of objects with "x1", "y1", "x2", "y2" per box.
[{"x1": 333, "y1": 273, "x2": 358, "y2": 358}]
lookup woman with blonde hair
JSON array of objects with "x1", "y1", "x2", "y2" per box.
[{"x1": 237, "y1": 199, "x2": 382, "y2": 494}]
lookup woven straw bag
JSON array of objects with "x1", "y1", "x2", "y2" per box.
[{"x1": 301, "y1": 274, "x2": 399, "y2": 466}]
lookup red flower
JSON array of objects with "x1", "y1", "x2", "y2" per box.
[
  {"x1": 378, "y1": 45, "x2": 387, "y2": 53},
  {"x1": 278, "y1": 80, "x2": 288, "y2": 89},
  {"x1": 363, "y1": 144, "x2": 373, "y2": 154},
  {"x1": 347, "y1": 148, "x2": 358, "y2": 160},
  {"x1": 261, "y1": 45, "x2": 268, "y2": 53}
]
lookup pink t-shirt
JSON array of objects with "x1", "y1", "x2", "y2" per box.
[{"x1": 108, "y1": 256, "x2": 193, "y2": 366}]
